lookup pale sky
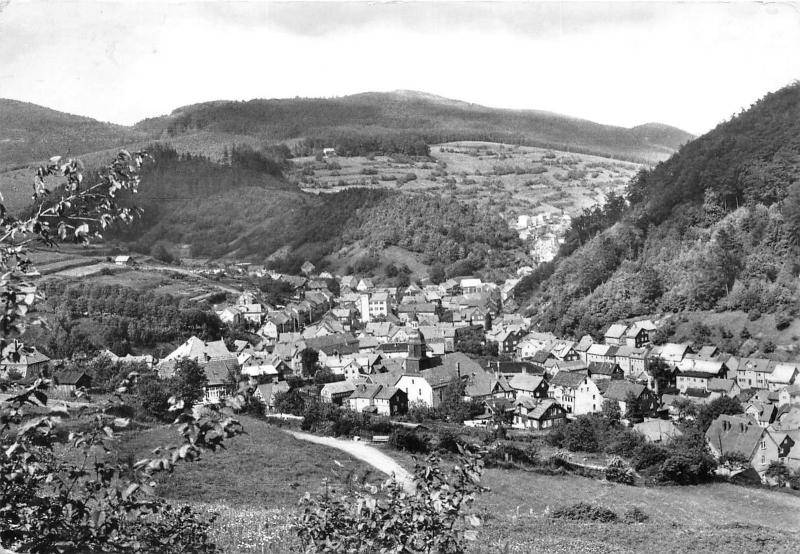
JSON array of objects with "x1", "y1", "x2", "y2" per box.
[{"x1": 0, "y1": 1, "x2": 798, "y2": 135}]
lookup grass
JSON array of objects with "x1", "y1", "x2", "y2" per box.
[
  {"x1": 470, "y1": 468, "x2": 800, "y2": 553},
  {"x1": 115, "y1": 415, "x2": 378, "y2": 508}
]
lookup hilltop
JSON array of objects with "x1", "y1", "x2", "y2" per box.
[
  {"x1": 0, "y1": 99, "x2": 145, "y2": 170},
  {"x1": 516, "y1": 82, "x2": 800, "y2": 352},
  {"x1": 134, "y1": 91, "x2": 692, "y2": 163}
]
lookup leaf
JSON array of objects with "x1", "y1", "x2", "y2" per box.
[
  {"x1": 122, "y1": 483, "x2": 138, "y2": 500},
  {"x1": 467, "y1": 514, "x2": 481, "y2": 527}
]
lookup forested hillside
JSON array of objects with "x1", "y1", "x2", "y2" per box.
[
  {"x1": 0, "y1": 99, "x2": 144, "y2": 170},
  {"x1": 134, "y1": 91, "x2": 692, "y2": 163},
  {"x1": 518, "y1": 82, "x2": 800, "y2": 340},
  {"x1": 111, "y1": 145, "x2": 526, "y2": 275}
]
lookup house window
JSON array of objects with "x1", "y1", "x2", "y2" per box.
[
  {"x1": 761, "y1": 455, "x2": 765, "y2": 464},
  {"x1": 761, "y1": 440, "x2": 766, "y2": 450}
]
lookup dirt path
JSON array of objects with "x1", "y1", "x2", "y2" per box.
[{"x1": 289, "y1": 431, "x2": 415, "y2": 492}]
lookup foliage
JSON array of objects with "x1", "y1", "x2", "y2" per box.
[
  {"x1": 455, "y1": 327, "x2": 498, "y2": 357},
  {"x1": 274, "y1": 389, "x2": 306, "y2": 416},
  {"x1": 300, "y1": 347, "x2": 319, "y2": 378},
  {"x1": 297, "y1": 449, "x2": 485, "y2": 553},
  {"x1": 388, "y1": 428, "x2": 430, "y2": 454},
  {"x1": 550, "y1": 502, "x2": 618, "y2": 523},
  {"x1": 604, "y1": 458, "x2": 636, "y2": 485},
  {"x1": 561, "y1": 415, "x2": 599, "y2": 452},
  {"x1": 695, "y1": 396, "x2": 744, "y2": 433},
  {"x1": 521, "y1": 83, "x2": 800, "y2": 337},
  {"x1": 171, "y1": 358, "x2": 209, "y2": 410},
  {"x1": 0, "y1": 151, "x2": 244, "y2": 552},
  {"x1": 601, "y1": 398, "x2": 621, "y2": 422},
  {"x1": 622, "y1": 507, "x2": 649, "y2": 523}
]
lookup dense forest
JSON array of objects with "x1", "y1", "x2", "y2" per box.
[
  {"x1": 108, "y1": 144, "x2": 525, "y2": 276},
  {"x1": 133, "y1": 91, "x2": 692, "y2": 163},
  {"x1": 35, "y1": 281, "x2": 224, "y2": 358},
  {"x1": 516, "y1": 82, "x2": 800, "y2": 340}
]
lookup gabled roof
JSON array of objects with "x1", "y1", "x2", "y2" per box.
[
  {"x1": 656, "y1": 342, "x2": 692, "y2": 363},
  {"x1": 55, "y1": 370, "x2": 90, "y2": 386},
  {"x1": 529, "y1": 399, "x2": 563, "y2": 420},
  {"x1": 588, "y1": 362, "x2": 620, "y2": 376},
  {"x1": 768, "y1": 363, "x2": 799, "y2": 385},
  {"x1": 549, "y1": 371, "x2": 587, "y2": 389},
  {"x1": 604, "y1": 323, "x2": 628, "y2": 339},
  {"x1": 633, "y1": 419, "x2": 683, "y2": 442},
  {"x1": 508, "y1": 373, "x2": 545, "y2": 392},
  {"x1": 374, "y1": 385, "x2": 403, "y2": 400},
  {"x1": 708, "y1": 378, "x2": 737, "y2": 393},
  {"x1": 321, "y1": 380, "x2": 357, "y2": 395},
  {"x1": 0, "y1": 341, "x2": 50, "y2": 365},
  {"x1": 587, "y1": 343, "x2": 613, "y2": 356},
  {"x1": 705, "y1": 415, "x2": 764, "y2": 458},
  {"x1": 574, "y1": 335, "x2": 594, "y2": 352},
  {"x1": 161, "y1": 336, "x2": 233, "y2": 364},
  {"x1": 734, "y1": 357, "x2": 772, "y2": 373},
  {"x1": 602, "y1": 380, "x2": 647, "y2": 402}
]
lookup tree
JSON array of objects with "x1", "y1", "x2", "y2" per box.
[
  {"x1": 562, "y1": 416, "x2": 599, "y2": 452},
  {"x1": 601, "y1": 399, "x2": 621, "y2": 422},
  {"x1": 0, "y1": 151, "x2": 244, "y2": 552},
  {"x1": 171, "y1": 358, "x2": 208, "y2": 410},
  {"x1": 696, "y1": 396, "x2": 744, "y2": 432},
  {"x1": 275, "y1": 389, "x2": 306, "y2": 416},
  {"x1": 429, "y1": 263, "x2": 446, "y2": 284},
  {"x1": 150, "y1": 242, "x2": 175, "y2": 264},
  {"x1": 300, "y1": 347, "x2": 319, "y2": 377},
  {"x1": 624, "y1": 392, "x2": 645, "y2": 423}
]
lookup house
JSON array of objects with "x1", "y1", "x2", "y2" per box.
[
  {"x1": 240, "y1": 357, "x2": 288, "y2": 382},
  {"x1": 587, "y1": 362, "x2": 624, "y2": 380},
  {"x1": 613, "y1": 346, "x2": 649, "y2": 379},
  {"x1": 574, "y1": 376, "x2": 605, "y2": 415},
  {"x1": 705, "y1": 414, "x2": 771, "y2": 477},
  {"x1": 460, "y1": 278, "x2": 483, "y2": 295},
  {"x1": 114, "y1": 255, "x2": 135, "y2": 266},
  {"x1": 347, "y1": 384, "x2": 407, "y2": 416},
  {"x1": 778, "y1": 384, "x2": 800, "y2": 407},
  {"x1": 586, "y1": 344, "x2": 617, "y2": 365},
  {"x1": 356, "y1": 279, "x2": 374, "y2": 292},
  {"x1": 624, "y1": 320, "x2": 656, "y2": 348},
  {"x1": 767, "y1": 363, "x2": 799, "y2": 392},
  {"x1": 514, "y1": 397, "x2": 567, "y2": 430},
  {"x1": 633, "y1": 419, "x2": 683, "y2": 443},
  {"x1": 483, "y1": 360, "x2": 544, "y2": 379},
  {"x1": 547, "y1": 370, "x2": 587, "y2": 414},
  {"x1": 0, "y1": 341, "x2": 51, "y2": 379},
  {"x1": 54, "y1": 371, "x2": 91, "y2": 394},
  {"x1": 764, "y1": 428, "x2": 800, "y2": 475},
  {"x1": 550, "y1": 340, "x2": 580, "y2": 362},
  {"x1": 574, "y1": 335, "x2": 594, "y2": 363},
  {"x1": 320, "y1": 380, "x2": 357, "y2": 405},
  {"x1": 676, "y1": 358, "x2": 728, "y2": 393},
  {"x1": 601, "y1": 380, "x2": 657, "y2": 417},
  {"x1": 157, "y1": 336, "x2": 238, "y2": 403},
  {"x1": 359, "y1": 291, "x2": 391, "y2": 323},
  {"x1": 216, "y1": 306, "x2": 243, "y2": 325},
  {"x1": 707, "y1": 378, "x2": 741, "y2": 399},
  {"x1": 394, "y1": 351, "x2": 490, "y2": 408},
  {"x1": 604, "y1": 323, "x2": 628, "y2": 345},
  {"x1": 730, "y1": 357, "x2": 772, "y2": 390},
  {"x1": 651, "y1": 342, "x2": 692, "y2": 367},
  {"x1": 744, "y1": 401, "x2": 777, "y2": 428},
  {"x1": 508, "y1": 373, "x2": 548, "y2": 398},
  {"x1": 516, "y1": 331, "x2": 558, "y2": 359},
  {"x1": 254, "y1": 382, "x2": 290, "y2": 411},
  {"x1": 486, "y1": 327, "x2": 523, "y2": 354}
]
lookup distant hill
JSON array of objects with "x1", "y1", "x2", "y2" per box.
[
  {"x1": 0, "y1": 99, "x2": 145, "y2": 170},
  {"x1": 134, "y1": 91, "x2": 693, "y2": 163},
  {"x1": 516, "y1": 82, "x2": 800, "y2": 352}
]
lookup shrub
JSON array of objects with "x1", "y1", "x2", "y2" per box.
[
  {"x1": 545, "y1": 425, "x2": 565, "y2": 447},
  {"x1": 436, "y1": 430, "x2": 462, "y2": 454},
  {"x1": 484, "y1": 442, "x2": 539, "y2": 468},
  {"x1": 748, "y1": 309, "x2": 762, "y2": 321},
  {"x1": 604, "y1": 458, "x2": 635, "y2": 485},
  {"x1": 623, "y1": 507, "x2": 649, "y2": 523},
  {"x1": 389, "y1": 429, "x2": 430, "y2": 454},
  {"x1": 632, "y1": 442, "x2": 670, "y2": 471},
  {"x1": 551, "y1": 503, "x2": 618, "y2": 523},
  {"x1": 656, "y1": 450, "x2": 717, "y2": 485},
  {"x1": 775, "y1": 312, "x2": 793, "y2": 330}
]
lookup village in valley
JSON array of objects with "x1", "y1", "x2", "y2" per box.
[{"x1": 5, "y1": 254, "x2": 798, "y2": 487}]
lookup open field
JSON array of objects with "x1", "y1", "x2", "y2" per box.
[{"x1": 293, "y1": 141, "x2": 642, "y2": 223}]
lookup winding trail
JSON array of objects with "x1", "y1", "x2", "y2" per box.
[{"x1": 288, "y1": 431, "x2": 415, "y2": 492}]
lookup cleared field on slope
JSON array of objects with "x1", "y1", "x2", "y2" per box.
[{"x1": 294, "y1": 141, "x2": 641, "y2": 223}]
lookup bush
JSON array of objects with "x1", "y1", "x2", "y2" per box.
[
  {"x1": 656, "y1": 450, "x2": 716, "y2": 485},
  {"x1": 389, "y1": 428, "x2": 429, "y2": 453},
  {"x1": 551, "y1": 503, "x2": 618, "y2": 523},
  {"x1": 545, "y1": 426, "x2": 565, "y2": 448},
  {"x1": 623, "y1": 507, "x2": 649, "y2": 523},
  {"x1": 484, "y1": 442, "x2": 539, "y2": 469},
  {"x1": 775, "y1": 312, "x2": 793, "y2": 331},
  {"x1": 436, "y1": 430, "x2": 462, "y2": 454},
  {"x1": 632, "y1": 442, "x2": 670, "y2": 471},
  {"x1": 604, "y1": 458, "x2": 635, "y2": 485},
  {"x1": 748, "y1": 309, "x2": 762, "y2": 321}
]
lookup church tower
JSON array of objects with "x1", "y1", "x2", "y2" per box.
[{"x1": 405, "y1": 329, "x2": 426, "y2": 373}]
